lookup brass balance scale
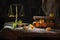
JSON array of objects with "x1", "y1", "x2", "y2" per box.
[{"x1": 4, "y1": 4, "x2": 27, "y2": 29}]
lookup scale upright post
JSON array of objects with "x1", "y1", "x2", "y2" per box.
[{"x1": 15, "y1": 4, "x2": 18, "y2": 23}]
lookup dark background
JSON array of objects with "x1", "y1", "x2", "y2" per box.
[{"x1": 0, "y1": 0, "x2": 45, "y2": 18}]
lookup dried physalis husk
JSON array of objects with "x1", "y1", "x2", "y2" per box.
[{"x1": 46, "y1": 27, "x2": 52, "y2": 31}]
